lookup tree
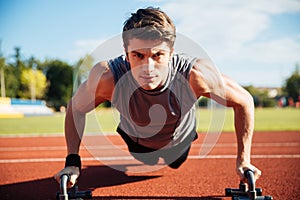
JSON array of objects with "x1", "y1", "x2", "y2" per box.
[
  {"x1": 283, "y1": 65, "x2": 300, "y2": 102},
  {"x1": 0, "y1": 41, "x2": 5, "y2": 97},
  {"x1": 44, "y1": 60, "x2": 73, "y2": 111},
  {"x1": 8, "y1": 47, "x2": 26, "y2": 98},
  {"x1": 0, "y1": 57, "x2": 5, "y2": 97},
  {"x1": 19, "y1": 68, "x2": 47, "y2": 99},
  {"x1": 2, "y1": 64, "x2": 19, "y2": 98},
  {"x1": 244, "y1": 85, "x2": 276, "y2": 107}
]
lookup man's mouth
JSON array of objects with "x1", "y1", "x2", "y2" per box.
[{"x1": 140, "y1": 74, "x2": 157, "y2": 81}]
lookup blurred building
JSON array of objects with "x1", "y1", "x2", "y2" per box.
[{"x1": 0, "y1": 97, "x2": 53, "y2": 118}]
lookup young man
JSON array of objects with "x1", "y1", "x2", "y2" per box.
[{"x1": 54, "y1": 7, "x2": 261, "y2": 188}]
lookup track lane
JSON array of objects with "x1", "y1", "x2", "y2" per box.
[{"x1": 0, "y1": 131, "x2": 299, "y2": 199}]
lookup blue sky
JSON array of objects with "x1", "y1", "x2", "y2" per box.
[{"x1": 1, "y1": 0, "x2": 300, "y2": 87}]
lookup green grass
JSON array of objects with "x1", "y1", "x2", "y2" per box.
[
  {"x1": 195, "y1": 107, "x2": 300, "y2": 132},
  {"x1": 0, "y1": 108, "x2": 299, "y2": 136},
  {"x1": 0, "y1": 113, "x2": 65, "y2": 135},
  {"x1": 254, "y1": 108, "x2": 300, "y2": 131}
]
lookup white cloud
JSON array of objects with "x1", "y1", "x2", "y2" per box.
[
  {"x1": 66, "y1": 34, "x2": 125, "y2": 63},
  {"x1": 68, "y1": 38, "x2": 106, "y2": 60},
  {"x1": 138, "y1": 0, "x2": 164, "y2": 2},
  {"x1": 162, "y1": 0, "x2": 271, "y2": 57},
  {"x1": 161, "y1": 0, "x2": 300, "y2": 86},
  {"x1": 162, "y1": 0, "x2": 300, "y2": 59},
  {"x1": 66, "y1": 35, "x2": 125, "y2": 64},
  {"x1": 64, "y1": 0, "x2": 300, "y2": 86},
  {"x1": 240, "y1": 37, "x2": 300, "y2": 64},
  {"x1": 244, "y1": 0, "x2": 300, "y2": 14}
]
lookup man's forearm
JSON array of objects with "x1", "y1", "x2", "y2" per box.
[
  {"x1": 234, "y1": 99, "x2": 255, "y2": 165},
  {"x1": 65, "y1": 100, "x2": 86, "y2": 155}
]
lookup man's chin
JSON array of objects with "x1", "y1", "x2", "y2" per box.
[{"x1": 140, "y1": 83, "x2": 160, "y2": 91}]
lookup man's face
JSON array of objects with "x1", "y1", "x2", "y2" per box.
[{"x1": 126, "y1": 38, "x2": 173, "y2": 90}]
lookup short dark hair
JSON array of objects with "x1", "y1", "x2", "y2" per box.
[{"x1": 122, "y1": 7, "x2": 176, "y2": 51}]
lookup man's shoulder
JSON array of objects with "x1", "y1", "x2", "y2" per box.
[
  {"x1": 107, "y1": 55, "x2": 131, "y2": 82},
  {"x1": 87, "y1": 61, "x2": 114, "y2": 85},
  {"x1": 85, "y1": 61, "x2": 114, "y2": 100},
  {"x1": 108, "y1": 55, "x2": 129, "y2": 69}
]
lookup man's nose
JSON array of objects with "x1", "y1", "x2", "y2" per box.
[{"x1": 143, "y1": 58, "x2": 155, "y2": 73}]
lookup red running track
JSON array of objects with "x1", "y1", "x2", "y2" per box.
[{"x1": 0, "y1": 131, "x2": 299, "y2": 199}]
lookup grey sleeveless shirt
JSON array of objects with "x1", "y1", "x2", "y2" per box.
[{"x1": 108, "y1": 54, "x2": 198, "y2": 150}]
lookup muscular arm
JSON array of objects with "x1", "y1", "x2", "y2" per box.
[
  {"x1": 65, "y1": 61, "x2": 114, "y2": 155},
  {"x1": 55, "y1": 61, "x2": 114, "y2": 187},
  {"x1": 207, "y1": 75, "x2": 254, "y2": 168},
  {"x1": 65, "y1": 83, "x2": 104, "y2": 154},
  {"x1": 190, "y1": 59, "x2": 260, "y2": 180}
]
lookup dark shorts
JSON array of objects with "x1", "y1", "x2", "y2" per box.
[{"x1": 117, "y1": 127, "x2": 197, "y2": 169}]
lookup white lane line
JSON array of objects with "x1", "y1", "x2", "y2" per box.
[
  {"x1": 193, "y1": 142, "x2": 300, "y2": 147},
  {"x1": 1, "y1": 143, "x2": 299, "y2": 152},
  {"x1": 0, "y1": 146, "x2": 67, "y2": 151},
  {"x1": 0, "y1": 154, "x2": 299, "y2": 164},
  {"x1": 0, "y1": 132, "x2": 117, "y2": 138},
  {"x1": 0, "y1": 145, "x2": 128, "y2": 151},
  {"x1": 189, "y1": 154, "x2": 300, "y2": 159}
]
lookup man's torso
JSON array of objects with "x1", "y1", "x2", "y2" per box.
[{"x1": 108, "y1": 54, "x2": 198, "y2": 149}]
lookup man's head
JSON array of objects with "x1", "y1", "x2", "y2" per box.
[
  {"x1": 122, "y1": 7, "x2": 176, "y2": 51},
  {"x1": 122, "y1": 7, "x2": 176, "y2": 91}
]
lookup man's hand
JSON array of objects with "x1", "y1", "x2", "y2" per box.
[
  {"x1": 236, "y1": 161, "x2": 261, "y2": 183},
  {"x1": 54, "y1": 166, "x2": 80, "y2": 188}
]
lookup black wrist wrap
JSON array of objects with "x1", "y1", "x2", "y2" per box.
[{"x1": 65, "y1": 154, "x2": 81, "y2": 170}]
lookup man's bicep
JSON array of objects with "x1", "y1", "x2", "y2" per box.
[
  {"x1": 190, "y1": 59, "x2": 225, "y2": 98},
  {"x1": 206, "y1": 75, "x2": 252, "y2": 107},
  {"x1": 189, "y1": 59, "x2": 251, "y2": 107},
  {"x1": 72, "y1": 62, "x2": 110, "y2": 112}
]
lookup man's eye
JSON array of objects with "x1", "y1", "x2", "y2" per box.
[
  {"x1": 153, "y1": 52, "x2": 163, "y2": 58},
  {"x1": 134, "y1": 53, "x2": 144, "y2": 59}
]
